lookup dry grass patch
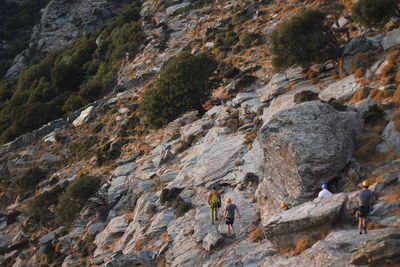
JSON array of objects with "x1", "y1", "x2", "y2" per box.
[
  {"x1": 248, "y1": 225, "x2": 265, "y2": 242},
  {"x1": 384, "y1": 187, "x2": 400, "y2": 203},
  {"x1": 392, "y1": 85, "x2": 400, "y2": 102},
  {"x1": 347, "y1": 87, "x2": 369, "y2": 104},
  {"x1": 369, "y1": 88, "x2": 394, "y2": 102},
  {"x1": 379, "y1": 49, "x2": 400, "y2": 85},
  {"x1": 367, "y1": 222, "x2": 383, "y2": 230},
  {"x1": 292, "y1": 235, "x2": 312, "y2": 256},
  {"x1": 355, "y1": 133, "x2": 382, "y2": 161},
  {"x1": 132, "y1": 236, "x2": 152, "y2": 251}
]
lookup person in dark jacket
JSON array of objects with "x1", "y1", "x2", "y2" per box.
[{"x1": 224, "y1": 198, "x2": 241, "y2": 236}]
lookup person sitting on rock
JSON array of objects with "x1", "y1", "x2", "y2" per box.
[
  {"x1": 318, "y1": 184, "x2": 333, "y2": 198},
  {"x1": 280, "y1": 202, "x2": 289, "y2": 211},
  {"x1": 351, "y1": 181, "x2": 375, "y2": 235},
  {"x1": 208, "y1": 186, "x2": 221, "y2": 224},
  {"x1": 224, "y1": 198, "x2": 241, "y2": 236}
]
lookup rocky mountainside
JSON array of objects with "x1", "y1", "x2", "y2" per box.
[
  {"x1": 4, "y1": 0, "x2": 118, "y2": 79},
  {"x1": 0, "y1": 0, "x2": 400, "y2": 266}
]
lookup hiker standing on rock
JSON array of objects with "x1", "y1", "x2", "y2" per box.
[
  {"x1": 352, "y1": 181, "x2": 375, "y2": 235},
  {"x1": 208, "y1": 186, "x2": 221, "y2": 224},
  {"x1": 224, "y1": 198, "x2": 241, "y2": 236},
  {"x1": 318, "y1": 184, "x2": 333, "y2": 198}
]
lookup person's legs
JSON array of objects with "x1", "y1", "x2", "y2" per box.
[
  {"x1": 358, "y1": 217, "x2": 363, "y2": 234},
  {"x1": 362, "y1": 218, "x2": 367, "y2": 233},
  {"x1": 210, "y1": 206, "x2": 217, "y2": 223}
]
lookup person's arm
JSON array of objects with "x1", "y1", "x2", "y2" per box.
[
  {"x1": 350, "y1": 191, "x2": 359, "y2": 199},
  {"x1": 208, "y1": 193, "x2": 212, "y2": 203},
  {"x1": 223, "y1": 209, "x2": 227, "y2": 218},
  {"x1": 236, "y1": 207, "x2": 241, "y2": 219},
  {"x1": 318, "y1": 191, "x2": 322, "y2": 198}
]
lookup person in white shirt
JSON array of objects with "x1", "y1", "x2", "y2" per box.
[{"x1": 318, "y1": 184, "x2": 333, "y2": 198}]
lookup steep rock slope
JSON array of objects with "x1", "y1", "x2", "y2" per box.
[{"x1": 0, "y1": 0, "x2": 400, "y2": 266}]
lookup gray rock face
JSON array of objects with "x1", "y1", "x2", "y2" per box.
[
  {"x1": 113, "y1": 162, "x2": 135, "y2": 177},
  {"x1": 171, "y1": 128, "x2": 247, "y2": 188},
  {"x1": 94, "y1": 215, "x2": 128, "y2": 250},
  {"x1": 261, "y1": 228, "x2": 399, "y2": 267},
  {"x1": 382, "y1": 28, "x2": 400, "y2": 50},
  {"x1": 257, "y1": 101, "x2": 362, "y2": 222},
  {"x1": 108, "y1": 176, "x2": 128, "y2": 204},
  {"x1": 6, "y1": 0, "x2": 117, "y2": 78},
  {"x1": 260, "y1": 67, "x2": 305, "y2": 103},
  {"x1": 40, "y1": 153, "x2": 60, "y2": 163},
  {"x1": 265, "y1": 193, "x2": 347, "y2": 249},
  {"x1": 343, "y1": 36, "x2": 374, "y2": 56},
  {"x1": 319, "y1": 75, "x2": 360, "y2": 101},
  {"x1": 377, "y1": 121, "x2": 400, "y2": 154},
  {"x1": 72, "y1": 106, "x2": 97, "y2": 127},
  {"x1": 39, "y1": 231, "x2": 56, "y2": 246},
  {"x1": 262, "y1": 82, "x2": 320, "y2": 124},
  {"x1": 350, "y1": 230, "x2": 400, "y2": 266},
  {"x1": 202, "y1": 231, "x2": 222, "y2": 251},
  {"x1": 166, "y1": 2, "x2": 190, "y2": 16}
]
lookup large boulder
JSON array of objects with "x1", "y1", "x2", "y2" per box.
[
  {"x1": 265, "y1": 193, "x2": 348, "y2": 250},
  {"x1": 256, "y1": 101, "x2": 362, "y2": 221}
]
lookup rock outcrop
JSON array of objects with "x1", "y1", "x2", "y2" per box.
[
  {"x1": 265, "y1": 193, "x2": 348, "y2": 249},
  {"x1": 257, "y1": 101, "x2": 362, "y2": 222}
]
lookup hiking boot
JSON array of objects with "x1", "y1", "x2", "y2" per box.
[
  {"x1": 359, "y1": 231, "x2": 362, "y2": 235},
  {"x1": 363, "y1": 227, "x2": 367, "y2": 234}
]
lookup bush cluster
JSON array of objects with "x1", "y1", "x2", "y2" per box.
[
  {"x1": 17, "y1": 166, "x2": 46, "y2": 194},
  {"x1": 206, "y1": 24, "x2": 263, "y2": 58},
  {"x1": 24, "y1": 186, "x2": 63, "y2": 224},
  {"x1": 55, "y1": 175, "x2": 101, "y2": 225},
  {"x1": 270, "y1": 9, "x2": 339, "y2": 70},
  {"x1": 141, "y1": 52, "x2": 217, "y2": 128},
  {"x1": 352, "y1": 0, "x2": 399, "y2": 28},
  {"x1": 0, "y1": 1, "x2": 144, "y2": 144}
]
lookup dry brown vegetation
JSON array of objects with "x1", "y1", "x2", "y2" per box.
[
  {"x1": 379, "y1": 49, "x2": 400, "y2": 85},
  {"x1": 369, "y1": 88, "x2": 394, "y2": 102},
  {"x1": 355, "y1": 133, "x2": 383, "y2": 162},
  {"x1": 292, "y1": 235, "x2": 312, "y2": 256},
  {"x1": 384, "y1": 187, "x2": 400, "y2": 203},
  {"x1": 248, "y1": 225, "x2": 265, "y2": 242},
  {"x1": 347, "y1": 87, "x2": 369, "y2": 103},
  {"x1": 367, "y1": 222, "x2": 383, "y2": 230}
]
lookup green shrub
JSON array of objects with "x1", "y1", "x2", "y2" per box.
[
  {"x1": 141, "y1": 52, "x2": 217, "y2": 128},
  {"x1": 352, "y1": 0, "x2": 399, "y2": 28},
  {"x1": 17, "y1": 167, "x2": 46, "y2": 193},
  {"x1": 363, "y1": 104, "x2": 386, "y2": 125},
  {"x1": 0, "y1": 0, "x2": 50, "y2": 76},
  {"x1": 55, "y1": 175, "x2": 101, "y2": 225},
  {"x1": 25, "y1": 186, "x2": 63, "y2": 224},
  {"x1": 270, "y1": 9, "x2": 339, "y2": 70}
]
